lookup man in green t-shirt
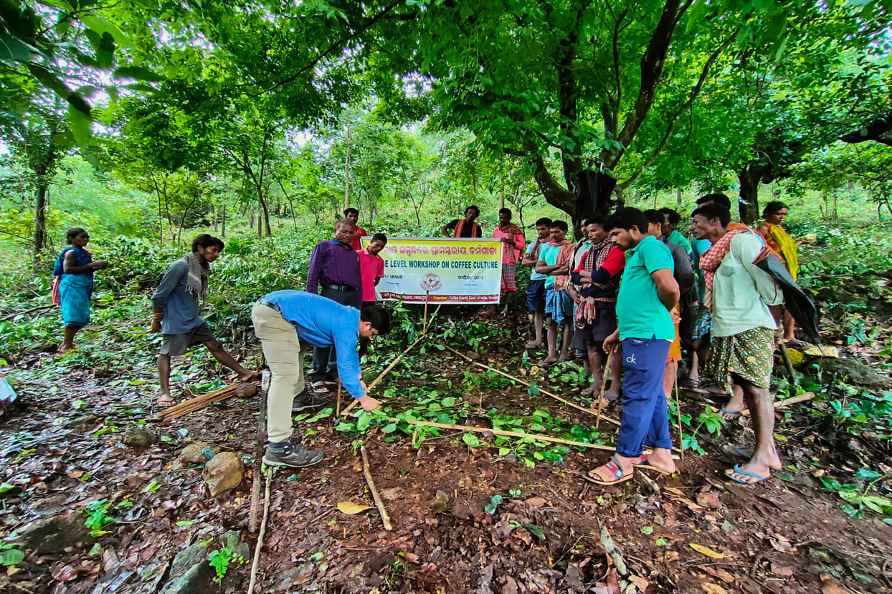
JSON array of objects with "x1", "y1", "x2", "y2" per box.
[{"x1": 586, "y1": 208, "x2": 680, "y2": 486}]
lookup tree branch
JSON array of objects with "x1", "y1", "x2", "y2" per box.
[
  {"x1": 255, "y1": 0, "x2": 405, "y2": 96},
  {"x1": 611, "y1": 0, "x2": 681, "y2": 167},
  {"x1": 619, "y1": 28, "x2": 738, "y2": 188},
  {"x1": 841, "y1": 113, "x2": 892, "y2": 147}
]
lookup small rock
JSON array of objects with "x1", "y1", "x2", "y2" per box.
[
  {"x1": 123, "y1": 427, "x2": 156, "y2": 448},
  {"x1": 524, "y1": 496, "x2": 548, "y2": 510},
  {"x1": 159, "y1": 563, "x2": 212, "y2": 594},
  {"x1": 202, "y1": 452, "x2": 244, "y2": 497},
  {"x1": 179, "y1": 442, "x2": 213, "y2": 464},
  {"x1": 223, "y1": 530, "x2": 250, "y2": 560},
  {"x1": 14, "y1": 511, "x2": 90, "y2": 554},
  {"x1": 431, "y1": 490, "x2": 449, "y2": 513},
  {"x1": 169, "y1": 541, "x2": 209, "y2": 577}
]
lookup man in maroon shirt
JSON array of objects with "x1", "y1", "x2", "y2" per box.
[
  {"x1": 342, "y1": 208, "x2": 368, "y2": 251},
  {"x1": 307, "y1": 219, "x2": 362, "y2": 386}
]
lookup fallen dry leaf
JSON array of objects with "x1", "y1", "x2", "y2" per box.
[
  {"x1": 820, "y1": 575, "x2": 847, "y2": 594},
  {"x1": 701, "y1": 584, "x2": 728, "y2": 594},
  {"x1": 337, "y1": 501, "x2": 371, "y2": 515},
  {"x1": 689, "y1": 543, "x2": 726, "y2": 559},
  {"x1": 628, "y1": 575, "x2": 649, "y2": 591}
]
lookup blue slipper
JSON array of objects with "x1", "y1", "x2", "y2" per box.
[{"x1": 725, "y1": 464, "x2": 769, "y2": 485}]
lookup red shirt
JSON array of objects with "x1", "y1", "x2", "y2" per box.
[
  {"x1": 357, "y1": 250, "x2": 384, "y2": 302},
  {"x1": 574, "y1": 245, "x2": 625, "y2": 277},
  {"x1": 351, "y1": 226, "x2": 368, "y2": 251}
]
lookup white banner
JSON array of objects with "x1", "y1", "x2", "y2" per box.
[{"x1": 362, "y1": 237, "x2": 504, "y2": 305}]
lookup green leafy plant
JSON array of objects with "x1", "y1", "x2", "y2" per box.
[
  {"x1": 0, "y1": 542, "x2": 25, "y2": 567},
  {"x1": 484, "y1": 494, "x2": 504, "y2": 515},
  {"x1": 208, "y1": 546, "x2": 247, "y2": 583},
  {"x1": 820, "y1": 470, "x2": 892, "y2": 522},
  {"x1": 84, "y1": 500, "x2": 115, "y2": 537}
]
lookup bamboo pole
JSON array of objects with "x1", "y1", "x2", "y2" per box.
[
  {"x1": 442, "y1": 344, "x2": 621, "y2": 428},
  {"x1": 158, "y1": 383, "x2": 241, "y2": 417},
  {"x1": 249, "y1": 371, "x2": 270, "y2": 533},
  {"x1": 247, "y1": 468, "x2": 273, "y2": 594},
  {"x1": 360, "y1": 446, "x2": 393, "y2": 531},
  {"x1": 594, "y1": 350, "x2": 614, "y2": 430},
  {"x1": 673, "y1": 375, "x2": 685, "y2": 462},
  {"x1": 741, "y1": 391, "x2": 815, "y2": 417},
  {"x1": 340, "y1": 332, "x2": 428, "y2": 417},
  {"x1": 402, "y1": 418, "x2": 615, "y2": 452},
  {"x1": 335, "y1": 380, "x2": 342, "y2": 418}
]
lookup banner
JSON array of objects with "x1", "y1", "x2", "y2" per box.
[{"x1": 362, "y1": 237, "x2": 503, "y2": 304}]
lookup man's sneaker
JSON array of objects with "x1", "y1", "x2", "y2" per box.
[
  {"x1": 292, "y1": 391, "x2": 329, "y2": 412},
  {"x1": 262, "y1": 442, "x2": 324, "y2": 468}
]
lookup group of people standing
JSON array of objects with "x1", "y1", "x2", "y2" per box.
[
  {"x1": 51, "y1": 195, "x2": 800, "y2": 482},
  {"x1": 519, "y1": 195, "x2": 799, "y2": 485}
]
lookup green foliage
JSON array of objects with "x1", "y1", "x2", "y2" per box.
[
  {"x1": 207, "y1": 546, "x2": 247, "y2": 583},
  {"x1": 84, "y1": 499, "x2": 115, "y2": 537},
  {"x1": 820, "y1": 471, "x2": 892, "y2": 522},
  {"x1": 484, "y1": 494, "x2": 503, "y2": 515},
  {"x1": 0, "y1": 542, "x2": 25, "y2": 567}
]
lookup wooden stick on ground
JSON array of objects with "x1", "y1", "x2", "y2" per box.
[
  {"x1": 159, "y1": 384, "x2": 243, "y2": 421},
  {"x1": 741, "y1": 391, "x2": 815, "y2": 417},
  {"x1": 247, "y1": 467, "x2": 274, "y2": 594},
  {"x1": 360, "y1": 446, "x2": 393, "y2": 531},
  {"x1": 402, "y1": 418, "x2": 615, "y2": 452},
  {"x1": 673, "y1": 375, "x2": 685, "y2": 462},
  {"x1": 423, "y1": 291, "x2": 430, "y2": 333},
  {"x1": 594, "y1": 350, "x2": 614, "y2": 430},
  {"x1": 442, "y1": 344, "x2": 621, "y2": 428},
  {"x1": 249, "y1": 371, "x2": 270, "y2": 533},
  {"x1": 0, "y1": 304, "x2": 54, "y2": 322},
  {"x1": 340, "y1": 332, "x2": 428, "y2": 417}
]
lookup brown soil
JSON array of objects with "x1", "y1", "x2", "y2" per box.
[{"x1": 1, "y1": 314, "x2": 890, "y2": 594}]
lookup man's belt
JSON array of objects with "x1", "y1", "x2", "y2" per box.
[{"x1": 322, "y1": 284, "x2": 357, "y2": 292}]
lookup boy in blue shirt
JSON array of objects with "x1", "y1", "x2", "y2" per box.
[{"x1": 252, "y1": 291, "x2": 391, "y2": 468}]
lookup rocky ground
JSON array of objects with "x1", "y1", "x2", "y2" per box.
[{"x1": 1, "y1": 309, "x2": 891, "y2": 594}]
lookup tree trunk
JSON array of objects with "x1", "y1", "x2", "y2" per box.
[
  {"x1": 737, "y1": 167, "x2": 761, "y2": 224},
  {"x1": 676, "y1": 188, "x2": 682, "y2": 208},
  {"x1": 33, "y1": 174, "x2": 49, "y2": 268},
  {"x1": 343, "y1": 126, "x2": 351, "y2": 211},
  {"x1": 221, "y1": 203, "x2": 227, "y2": 238},
  {"x1": 259, "y1": 193, "x2": 272, "y2": 237}
]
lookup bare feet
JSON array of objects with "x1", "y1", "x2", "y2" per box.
[
  {"x1": 540, "y1": 355, "x2": 558, "y2": 367},
  {"x1": 525, "y1": 340, "x2": 543, "y2": 349},
  {"x1": 158, "y1": 392, "x2": 174, "y2": 407}
]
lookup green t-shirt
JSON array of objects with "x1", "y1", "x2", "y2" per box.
[
  {"x1": 616, "y1": 235, "x2": 675, "y2": 341},
  {"x1": 537, "y1": 242, "x2": 560, "y2": 288},
  {"x1": 667, "y1": 230, "x2": 692, "y2": 256}
]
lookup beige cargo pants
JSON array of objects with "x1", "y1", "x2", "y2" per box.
[{"x1": 251, "y1": 302, "x2": 305, "y2": 444}]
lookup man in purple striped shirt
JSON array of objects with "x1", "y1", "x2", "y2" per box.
[{"x1": 306, "y1": 219, "x2": 362, "y2": 387}]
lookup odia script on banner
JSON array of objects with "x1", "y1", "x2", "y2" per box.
[{"x1": 362, "y1": 238, "x2": 503, "y2": 304}]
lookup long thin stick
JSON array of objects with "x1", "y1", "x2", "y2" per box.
[
  {"x1": 442, "y1": 344, "x2": 621, "y2": 428},
  {"x1": 594, "y1": 350, "x2": 614, "y2": 430},
  {"x1": 159, "y1": 384, "x2": 239, "y2": 417},
  {"x1": 741, "y1": 391, "x2": 815, "y2": 417},
  {"x1": 423, "y1": 290, "x2": 430, "y2": 333},
  {"x1": 247, "y1": 468, "x2": 273, "y2": 594},
  {"x1": 403, "y1": 418, "x2": 615, "y2": 452},
  {"x1": 340, "y1": 332, "x2": 428, "y2": 417},
  {"x1": 673, "y1": 374, "x2": 685, "y2": 462},
  {"x1": 0, "y1": 304, "x2": 54, "y2": 321},
  {"x1": 360, "y1": 446, "x2": 393, "y2": 531},
  {"x1": 250, "y1": 371, "x2": 270, "y2": 533},
  {"x1": 779, "y1": 344, "x2": 798, "y2": 386},
  {"x1": 335, "y1": 380, "x2": 342, "y2": 417}
]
